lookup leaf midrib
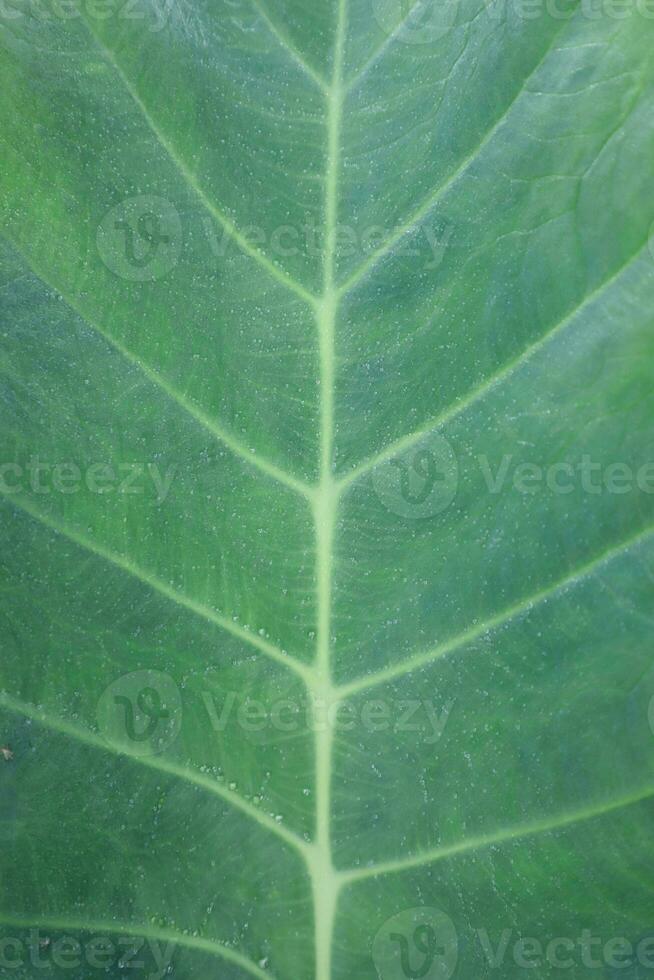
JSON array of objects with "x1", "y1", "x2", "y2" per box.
[
  {"x1": 307, "y1": 1, "x2": 348, "y2": 976},
  {"x1": 42, "y1": 0, "x2": 586, "y2": 510},
  {"x1": 6, "y1": 685, "x2": 653, "y2": 878},
  {"x1": 9, "y1": 228, "x2": 650, "y2": 509},
  {"x1": 5, "y1": 7, "x2": 650, "y2": 980},
  {"x1": 5, "y1": 686, "x2": 654, "y2": 978},
  {"x1": 6, "y1": 493, "x2": 653, "y2": 727}
]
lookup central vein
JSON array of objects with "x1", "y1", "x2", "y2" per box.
[{"x1": 309, "y1": 2, "x2": 348, "y2": 978}]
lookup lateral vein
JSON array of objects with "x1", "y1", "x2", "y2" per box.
[
  {"x1": 1, "y1": 493, "x2": 313, "y2": 684},
  {"x1": 337, "y1": 520, "x2": 654, "y2": 698},
  {"x1": 0, "y1": 693, "x2": 310, "y2": 857},
  {"x1": 250, "y1": 0, "x2": 329, "y2": 91},
  {"x1": 337, "y1": 11, "x2": 579, "y2": 294},
  {"x1": 78, "y1": 13, "x2": 318, "y2": 307},
  {"x1": 4, "y1": 233, "x2": 313, "y2": 500},
  {"x1": 0, "y1": 916, "x2": 276, "y2": 979},
  {"x1": 337, "y1": 239, "x2": 650, "y2": 491},
  {"x1": 344, "y1": 0, "x2": 426, "y2": 92},
  {"x1": 340, "y1": 785, "x2": 654, "y2": 883}
]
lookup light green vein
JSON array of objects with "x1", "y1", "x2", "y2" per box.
[
  {"x1": 1, "y1": 492, "x2": 313, "y2": 684},
  {"x1": 340, "y1": 784, "x2": 654, "y2": 883},
  {"x1": 0, "y1": 916, "x2": 273, "y2": 980},
  {"x1": 0, "y1": 692, "x2": 310, "y2": 858},
  {"x1": 337, "y1": 239, "x2": 649, "y2": 491},
  {"x1": 307, "y1": 3, "x2": 349, "y2": 979},
  {"x1": 337, "y1": 520, "x2": 654, "y2": 698},
  {"x1": 78, "y1": 12, "x2": 318, "y2": 308},
  {"x1": 344, "y1": 0, "x2": 427, "y2": 92},
  {"x1": 5, "y1": 233, "x2": 313, "y2": 500},
  {"x1": 250, "y1": 0, "x2": 329, "y2": 91},
  {"x1": 337, "y1": 12, "x2": 579, "y2": 295}
]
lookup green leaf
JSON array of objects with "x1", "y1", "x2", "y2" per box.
[{"x1": 1, "y1": 0, "x2": 654, "y2": 978}]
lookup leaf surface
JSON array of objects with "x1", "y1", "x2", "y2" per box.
[{"x1": 1, "y1": 0, "x2": 654, "y2": 977}]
